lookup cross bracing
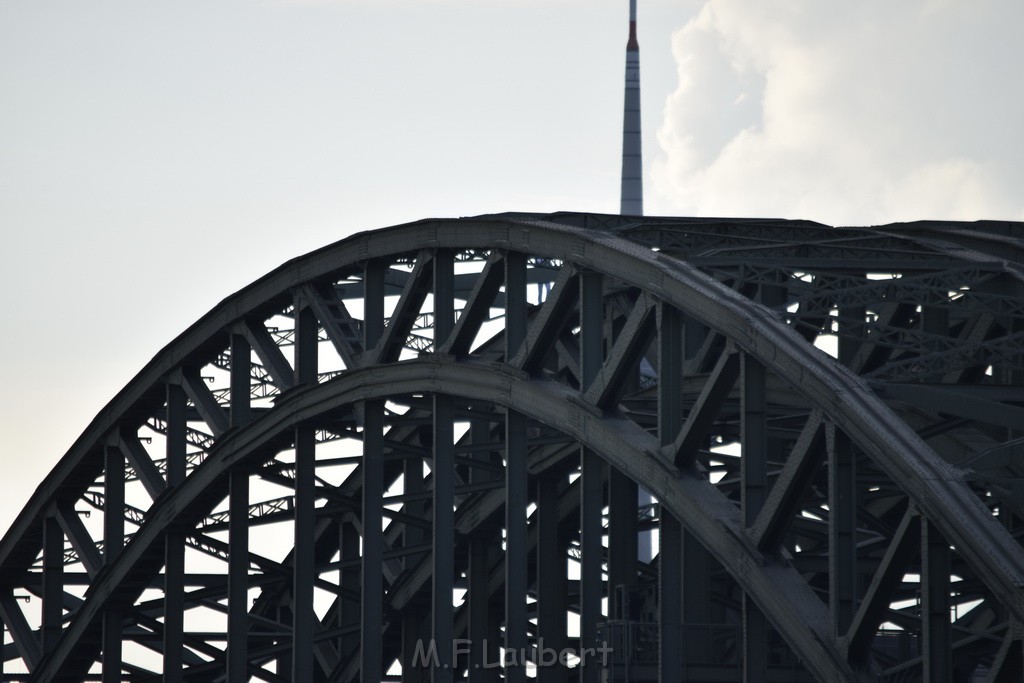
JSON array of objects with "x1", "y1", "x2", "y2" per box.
[{"x1": 2, "y1": 213, "x2": 1024, "y2": 681}]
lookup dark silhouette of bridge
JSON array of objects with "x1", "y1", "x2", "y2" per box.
[{"x1": 4, "y1": 212, "x2": 1024, "y2": 681}]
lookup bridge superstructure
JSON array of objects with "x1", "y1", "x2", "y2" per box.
[{"x1": 3, "y1": 213, "x2": 1024, "y2": 681}]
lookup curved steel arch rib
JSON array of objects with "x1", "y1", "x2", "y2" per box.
[
  {"x1": 27, "y1": 359, "x2": 856, "y2": 681},
  {"x1": 3, "y1": 213, "x2": 1024, "y2": 682}
]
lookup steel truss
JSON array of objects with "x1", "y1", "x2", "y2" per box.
[{"x1": 3, "y1": 212, "x2": 1024, "y2": 682}]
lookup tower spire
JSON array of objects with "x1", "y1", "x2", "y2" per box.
[{"x1": 620, "y1": 0, "x2": 643, "y2": 215}]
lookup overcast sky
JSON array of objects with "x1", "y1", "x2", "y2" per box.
[{"x1": 2, "y1": 0, "x2": 1022, "y2": 535}]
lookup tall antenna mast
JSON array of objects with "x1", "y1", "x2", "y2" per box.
[{"x1": 620, "y1": 0, "x2": 643, "y2": 215}]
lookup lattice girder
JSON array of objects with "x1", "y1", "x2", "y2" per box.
[{"x1": 3, "y1": 213, "x2": 1024, "y2": 682}]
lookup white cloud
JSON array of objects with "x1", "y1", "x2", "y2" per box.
[{"x1": 652, "y1": 0, "x2": 1024, "y2": 225}]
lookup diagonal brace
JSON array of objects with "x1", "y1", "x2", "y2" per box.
[
  {"x1": 510, "y1": 264, "x2": 579, "y2": 373},
  {"x1": 365, "y1": 251, "x2": 435, "y2": 365},
  {"x1": 0, "y1": 589, "x2": 41, "y2": 669},
  {"x1": 179, "y1": 368, "x2": 230, "y2": 437},
  {"x1": 583, "y1": 292, "x2": 656, "y2": 410},
  {"x1": 845, "y1": 505, "x2": 920, "y2": 662},
  {"x1": 667, "y1": 345, "x2": 740, "y2": 469},
  {"x1": 241, "y1": 318, "x2": 295, "y2": 389},
  {"x1": 749, "y1": 410, "x2": 825, "y2": 552},
  {"x1": 301, "y1": 282, "x2": 363, "y2": 369},
  {"x1": 443, "y1": 252, "x2": 506, "y2": 358},
  {"x1": 119, "y1": 429, "x2": 165, "y2": 501}
]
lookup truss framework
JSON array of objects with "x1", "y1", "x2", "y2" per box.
[{"x1": 3, "y1": 213, "x2": 1024, "y2": 681}]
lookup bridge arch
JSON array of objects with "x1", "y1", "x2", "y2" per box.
[{"x1": 3, "y1": 213, "x2": 1024, "y2": 681}]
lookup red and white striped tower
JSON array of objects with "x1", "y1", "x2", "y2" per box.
[{"x1": 620, "y1": 0, "x2": 643, "y2": 215}]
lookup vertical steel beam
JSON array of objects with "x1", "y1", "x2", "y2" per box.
[
  {"x1": 164, "y1": 382, "x2": 186, "y2": 681},
  {"x1": 659, "y1": 513, "x2": 683, "y2": 680},
  {"x1": 292, "y1": 423, "x2": 315, "y2": 681},
  {"x1": 504, "y1": 250, "x2": 529, "y2": 683},
  {"x1": 227, "y1": 470, "x2": 249, "y2": 681},
  {"x1": 434, "y1": 249, "x2": 455, "y2": 348},
  {"x1": 831, "y1": 297, "x2": 863, "y2": 637},
  {"x1": 599, "y1": 280, "x2": 645, "y2": 587},
  {"x1": 921, "y1": 305, "x2": 949, "y2": 383},
  {"x1": 828, "y1": 424, "x2": 857, "y2": 636},
  {"x1": 579, "y1": 272, "x2": 603, "y2": 388},
  {"x1": 741, "y1": 354, "x2": 768, "y2": 526},
  {"x1": 338, "y1": 520, "x2": 360, "y2": 661},
  {"x1": 364, "y1": 259, "x2": 386, "y2": 354},
  {"x1": 579, "y1": 270, "x2": 603, "y2": 683},
  {"x1": 294, "y1": 302, "x2": 319, "y2": 386},
  {"x1": 42, "y1": 515, "x2": 63, "y2": 656},
  {"x1": 166, "y1": 383, "x2": 187, "y2": 488},
  {"x1": 658, "y1": 304, "x2": 685, "y2": 449},
  {"x1": 741, "y1": 354, "x2": 768, "y2": 681},
  {"x1": 505, "y1": 252, "x2": 527, "y2": 359},
  {"x1": 403, "y1": 421, "x2": 427, "y2": 682},
  {"x1": 607, "y1": 472, "x2": 636, "y2": 620},
  {"x1": 403, "y1": 611, "x2": 428, "y2": 683},
  {"x1": 468, "y1": 529, "x2": 490, "y2": 683},
  {"x1": 681, "y1": 530, "x2": 713, "y2": 666},
  {"x1": 505, "y1": 413, "x2": 528, "y2": 683},
  {"x1": 362, "y1": 257, "x2": 387, "y2": 681},
  {"x1": 230, "y1": 333, "x2": 251, "y2": 428},
  {"x1": 922, "y1": 519, "x2": 952, "y2": 681},
  {"x1": 292, "y1": 298, "x2": 318, "y2": 680},
  {"x1": 537, "y1": 474, "x2": 567, "y2": 683},
  {"x1": 487, "y1": 595, "x2": 503, "y2": 683},
  {"x1": 277, "y1": 603, "x2": 293, "y2": 677},
  {"x1": 362, "y1": 400, "x2": 385, "y2": 681},
  {"x1": 101, "y1": 444, "x2": 124, "y2": 682},
  {"x1": 678, "y1": 305, "x2": 717, "y2": 667},
  {"x1": 468, "y1": 416, "x2": 496, "y2": 683},
  {"x1": 579, "y1": 450, "x2": 604, "y2": 679},
  {"x1": 101, "y1": 609, "x2": 122, "y2": 680},
  {"x1": 103, "y1": 445, "x2": 125, "y2": 563},
  {"x1": 433, "y1": 393, "x2": 455, "y2": 683},
  {"x1": 683, "y1": 313, "x2": 704, "y2": 363},
  {"x1": 658, "y1": 303, "x2": 684, "y2": 681},
  {"x1": 228, "y1": 333, "x2": 251, "y2": 681}
]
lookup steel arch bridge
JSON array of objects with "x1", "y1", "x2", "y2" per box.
[{"x1": 3, "y1": 213, "x2": 1024, "y2": 682}]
